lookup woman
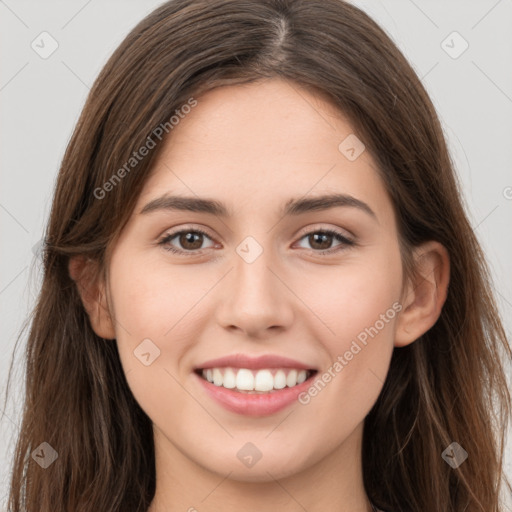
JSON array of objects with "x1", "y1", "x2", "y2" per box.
[{"x1": 5, "y1": 0, "x2": 511, "y2": 510}]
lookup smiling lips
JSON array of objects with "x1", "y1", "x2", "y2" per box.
[{"x1": 194, "y1": 353, "x2": 318, "y2": 415}]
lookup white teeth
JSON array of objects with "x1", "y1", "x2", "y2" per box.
[
  {"x1": 236, "y1": 369, "x2": 254, "y2": 391},
  {"x1": 297, "y1": 370, "x2": 307, "y2": 384},
  {"x1": 212, "y1": 368, "x2": 223, "y2": 386},
  {"x1": 222, "y1": 368, "x2": 236, "y2": 389},
  {"x1": 273, "y1": 370, "x2": 287, "y2": 389},
  {"x1": 286, "y1": 369, "x2": 297, "y2": 387},
  {"x1": 254, "y1": 369, "x2": 274, "y2": 391},
  {"x1": 200, "y1": 367, "x2": 313, "y2": 392}
]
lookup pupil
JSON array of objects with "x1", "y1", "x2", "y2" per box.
[
  {"x1": 311, "y1": 233, "x2": 331, "y2": 250},
  {"x1": 181, "y1": 232, "x2": 202, "y2": 249}
]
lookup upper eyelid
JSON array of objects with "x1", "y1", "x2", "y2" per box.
[
  {"x1": 160, "y1": 225, "x2": 216, "y2": 242},
  {"x1": 295, "y1": 223, "x2": 354, "y2": 240},
  {"x1": 160, "y1": 223, "x2": 354, "y2": 239}
]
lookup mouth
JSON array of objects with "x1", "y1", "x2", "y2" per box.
[
  {"x1": 193, "y1": 353, "x2": 320, "y2": 415},
  {"x1": 194, "y1": 367, "x2": 318, "y2": 394}
]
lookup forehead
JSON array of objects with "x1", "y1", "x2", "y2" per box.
[{"x1": 135, "y1": 79, "x2": 393, "y2": 223}]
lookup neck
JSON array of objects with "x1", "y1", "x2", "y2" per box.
[{"x1": 147, "y1": 422, "x2": 374, "y2": 512}]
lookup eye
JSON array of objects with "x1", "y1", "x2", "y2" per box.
[
  {"x1": 295, "y1": 228, "x2": 355, "y2": 255},
  {"x1": 158, "y1": 227, "x2": 216, "y2": 255}
]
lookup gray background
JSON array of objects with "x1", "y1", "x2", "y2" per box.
[{"x1": 1, "y1": 0, "x2": 511, "y2": 509}]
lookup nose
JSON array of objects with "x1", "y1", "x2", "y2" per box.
[{"x1": 214, "y1": 245, "x2": 295, "y2": 338}]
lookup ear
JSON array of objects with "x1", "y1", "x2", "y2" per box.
[
  {"x1": 68, "y1": 255, "x2": 116, "y2": 340},
  {"x1": 394, "y1": 241, "x2": 450, "y2": 347}
]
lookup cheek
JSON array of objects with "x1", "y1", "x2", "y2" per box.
[
  {"x1": 106, "y1": 256, "x2": 207, "y2": 420},
  {"x1": 330, "y1": 273, "x2": 399, "y2": 350},
  {"x1": 298, "y1": 248, "x2": 401, "y2": 404},
  {"x1": 109, "y1": 254, "x2": 208, "y2": 336},
  {"x1": 307, "y1": 252, "x2": 402, "y2": 346},
  {"x1": 107, "y1": 254, "x2": 218, "y2": 384}
]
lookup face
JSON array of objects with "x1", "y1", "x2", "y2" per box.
[{"x1": 105, "y1": 78, "x2": 405, "y2": 482}]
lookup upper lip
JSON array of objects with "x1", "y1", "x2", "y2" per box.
[{"x1": 194, "y1": 353, "x2": 317, "y2": 371}]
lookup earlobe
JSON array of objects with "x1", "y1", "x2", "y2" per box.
[
  {"x1": 394, "y1": 241, "x2": 450, "y2": 347},
  {"x1": 68, "y1": 256, "x2": 116, "y2": 340}
]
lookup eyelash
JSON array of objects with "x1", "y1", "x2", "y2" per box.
[{"x1": 158, "y1": 226, "x2": 356, "y2": 257}]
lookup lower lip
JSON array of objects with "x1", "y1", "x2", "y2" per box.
[{"x1": 194, "y1": 371, "x2": 316, "y2": 416}]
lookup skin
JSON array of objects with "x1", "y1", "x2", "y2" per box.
[{"x1": 70, "y1": 78, "x2": 450, "y2": 512}]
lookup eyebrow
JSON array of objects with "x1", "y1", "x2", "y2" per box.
[{"x1": 139, "y1": 193, "x2": 377, "y2": 220}]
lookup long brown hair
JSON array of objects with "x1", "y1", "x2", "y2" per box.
[{"x1": 4, "y1": 1, "x2": 511, "y2": 510}]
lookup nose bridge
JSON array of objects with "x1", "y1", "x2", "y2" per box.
[
  {"x1": 232, "y1": 235, "x2": 280, "y2": 306},
  {"x1": 216, "y1": 235, "x2": 294, "y2": 333}
]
